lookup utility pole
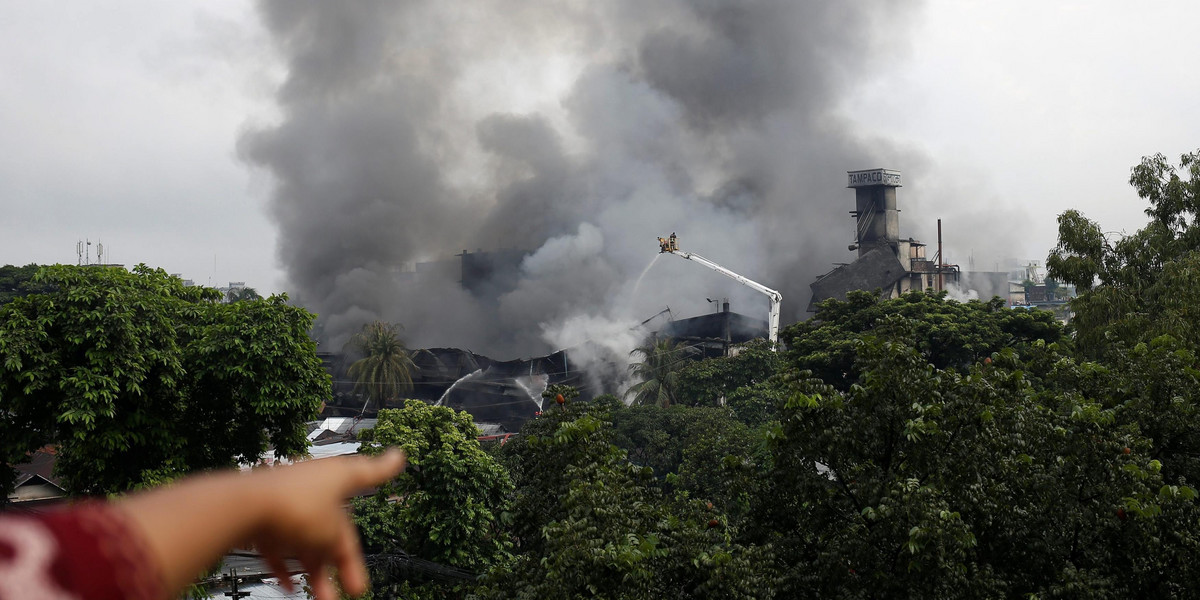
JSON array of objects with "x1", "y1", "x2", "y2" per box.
[
  {"x1": 223, "y1": 569, "x2": 250, "y2": 600},
  {"x1": 937, "y1": 219, "x2": 944, "y2": 292}
]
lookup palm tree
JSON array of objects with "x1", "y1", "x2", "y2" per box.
[
  {"x1": 226, "y1": 287, "x2": 262, "y2": 303},
  {"x1": 344, "y1": 321, "x2": 416, "y2": 413},
  {"x1": 625, "y1": 337, "x2": 684, "y2": 408}
]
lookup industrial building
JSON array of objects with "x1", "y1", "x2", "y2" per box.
[
  {"x1": 809, "y1": 169, "x2": 959, "y2": 310},
  {"x1": 658, "y1": 301, "x2": 768, "y2": 358},
  {"x1": 319, "y1": 345, "x2": 593, "y2": 433}
]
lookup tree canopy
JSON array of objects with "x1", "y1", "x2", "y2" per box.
[
  {"x1": 354, "y1": 402, "x2": 512, "y2": 598},
  {"x1": 483, "y1": 396, "x2": 773, "y2": 600},
  {"x1": 0, "y1": 265, "x2": 328, "y2": 498},
  {"x1": 674, "y1": 338, "x2": 782, "y2": 408},
  {"x1": 1048, "y1": 149, "x2": 1200, "y2": 357},
  {"x1": 751, "y1": 327, "x2": 1200, "y2": 597},
  {"x1": 225, "y1": 286, "x2": 262, "y2": 303},
  {"x1": 784, "y1": 289, "x2": 1064, "y2": 390},
  {"x1": 0, "y1": 263, "x2": 54, "y2": 305}
]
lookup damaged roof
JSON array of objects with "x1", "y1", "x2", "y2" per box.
[{"x1": 809, "y1": 245, "x2": 906, "y2": 311}]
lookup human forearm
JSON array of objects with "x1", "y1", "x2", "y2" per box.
[
  {"x1": 115, "y1": 450, "x2": 405, "y2": 600},
  {"x1": 118, "y1": 469, "x2": 276, "y2": 597}
]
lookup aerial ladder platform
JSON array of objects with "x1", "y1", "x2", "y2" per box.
[{"x1": 656, "y1": 233, "x2": 782, "y2": 347}]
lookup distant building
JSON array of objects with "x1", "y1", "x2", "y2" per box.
[{"x1": 7, "y1": 447, "x2": 66, "y2": 507}]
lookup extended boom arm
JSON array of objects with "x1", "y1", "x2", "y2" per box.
[{"x1": 657, "y1": 233, "x2": 782, "y2": 347}]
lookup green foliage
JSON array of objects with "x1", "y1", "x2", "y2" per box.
[
  {"x1": 1048, "y1": 150, "x2": 1200, "y2": 357},
  {"x1": 785, "y1": 289, "x2": 1063, "y2": 390},
  {"x1": 609, "y1": 405, "x2": 763, "y2": 519},
  {"x1": 492, "y1": 393, "x2": 619, "y2": 548},
  {"x1": 0, "y1": 265, "x2": 326, "y2": 498},
  {"x1": 755, "y1": 332, "x2": 1199, "y2": 598},
  {"x1": 626, "y1": 337, "x2": 687, "y2": 408},
  {"x1": 587, "y1": 392, "x2": 625, "y2": 414},
  {"x1": 345, "y1": 321, "x2": 416, "y2": 411},
  {"x1": 354, "y1": 402, "x2": 513, "y2": 597},
  {"x1": 674, "y1": 338, "x2": 782, "y2": 407},
  {"x1": 540, "y1": 382, "x2": 579, "y2": 406},
  {"x1": 484, "y1": 400, "x2": 774, "y2": 599},
  {"x1": 724, "y1": 375, "x2": 787, "y2": 428},
  {"x1": 1046, "y1": 208, "x2": 1109, "y2": 291},
  {"x1": 1093, "y1": 335, "x2": 1200, "y2": 486},
  {"x1": 0, "y1": 264, "x2": 54, "y2": 305}
]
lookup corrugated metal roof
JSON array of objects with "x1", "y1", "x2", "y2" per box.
[
  {"x1": 475, "y1": 422, "x2": 506, "y2": 436},
  {"x1": 306, "y1": 417, "x2": 377, "y2": 441},
  {"x1": 242, "y1": 442, "x2": 361, "y2": 471},
  {"x1": 209, "y1": 575, "x2": 307, "y2": 600}
]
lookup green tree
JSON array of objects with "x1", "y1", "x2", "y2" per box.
[
  {"x1": 540, "y1": 382, "x2": 580, "y2": 408},
  {"x1": 1044, "y1": 276, "x2": 1061, "y2": 301},
  {"x1": 626, "y1": 337, "x2": 686, "y2": 408},
  {"x1": 1048, "y1": 149, "x2": 1200, "y2": 357},
  {"x1": 754, "y1": 320, "x2": 1199, "y2": 598},
  {"x1": 485, "y1": 394, "x2": 773, "y2": 599},
  {"x1": 344, "y1": 321, "x2": 416, "y2": 412},
  {"x1": 1089, "y1": 336, "x2": 1200, "y2": 489},
  {"x1": 785, "y1": 289, "x2": 1064, "y2": 391},
  {"x1": 354, "y1": 402, "x2": 513, "y2": 598},
  {"x1": 1021, "y1": 278, "x2": 1035, "y2": 303},
  {"x1": 724, "y1": 373, "x2": 789, "y2": 428},
  {"x1": 609, "y1": 405, "x2": 762, "y2": 518},
  {"x1": 0, "y1": 265, "x2": 327, "y2": 498},
  {"x1": 0, "y1": 263, "x2": 53, "y2": 305},
  {"x1": 674, "y1": 338, "x2": 782, "y2": 407}
]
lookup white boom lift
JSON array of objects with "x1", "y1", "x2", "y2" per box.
[{"x1": 656, "y1": 233, "x2": 782, "y2": 347}]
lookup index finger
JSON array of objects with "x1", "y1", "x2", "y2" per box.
[{"x1": 342, "y1": 448, "x2": 406, "y2": 493}]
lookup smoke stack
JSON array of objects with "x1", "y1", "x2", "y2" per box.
[{"x1": 847, "y1": 169, "x2": 902, "y2": 258}]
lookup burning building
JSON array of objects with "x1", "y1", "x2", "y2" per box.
[
  {"x1": 659, "y1": 300, "x2": 768, "y2": 358},
  {"x1": 320, "y1": 345, "x2": 598, "y2": 432},
  {"x1": 808, "y1": 169, "x2": 959, "y2": 310}
]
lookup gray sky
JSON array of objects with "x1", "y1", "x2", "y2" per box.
[{"x1": 1, "y1": 1, "x2": 1197, "y2": 295}]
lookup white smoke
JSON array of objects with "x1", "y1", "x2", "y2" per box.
[
  {"x1": 540, "y1": 313, "x2": 647, "y2": 401},
  {"x1": 943, "y1": 282, "x2": 981, "y2": 303}
]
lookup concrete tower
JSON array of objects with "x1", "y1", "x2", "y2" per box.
[
  {"x1": 848, "y1": 168, "x2": 902, "y2": 257},
  {"x1": 808, "y1": 168, "x2": 909, "y2": 310}
]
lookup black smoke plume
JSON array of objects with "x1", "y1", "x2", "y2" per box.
[{"x1": 241, "y1": 0, "x2": 958, "y2": 361}]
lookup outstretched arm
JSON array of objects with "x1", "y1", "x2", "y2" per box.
[{"x1": 118, "y1": 449, "x2": 405, "y2": 600}]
